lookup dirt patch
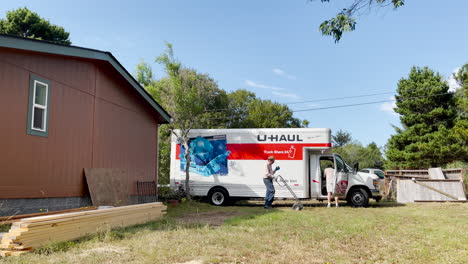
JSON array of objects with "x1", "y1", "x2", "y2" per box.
[
  {"x1": 175, "y1": 260, "x2": 203, "y2": 264},
  {"x1": 176, "y1": 211, "x2": 244, "y2": 226},
  {"x1": 78, "y1": 245, "x2": 128, "y2": 258}
]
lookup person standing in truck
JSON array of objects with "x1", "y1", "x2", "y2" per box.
[
  {"x1": 264, "y1": 156, "x2": 279, "y2": 209},
  {"x1": 325, "y1": 164, "x2": 339, "y2": 207}
]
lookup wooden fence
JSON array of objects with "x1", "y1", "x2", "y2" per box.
[{"x1": 383, "y1": 168, "x2": 466, "y2": 201}]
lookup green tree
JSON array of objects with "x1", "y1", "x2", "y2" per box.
[
  {"x1": 155, "y1": 43, "x2": 223, "y2": 199},
  {"x1": 226, "y1": 89, "x2": 309, "y2": 128},
  {"x1": 135, "y1": 60, "x2": 154, "y2": 88},
  {"x1": 452, "y1": 64, "x2": 468, "y2": 163},
  {"x1": 137, "y1": 49, "x2": 230, "y2": 189},
  {"x1": 333, "y1": 141, "x2": 384, "y2": 169},
  {"x1": 0, "y1": 7, "x2": 71, "y2": 45},
  {"x1": 332, "y1": 129, "x2": 352, "y2": 147},
  {"x1": 453, "y1": 64, "x2": 468, "y2": 119},
  {"x1": 313, "y1": 0, "x2": 405, "y2": 42},
  {"x1": 385, "y1": 66, "x2": 463, "y2": 169}
]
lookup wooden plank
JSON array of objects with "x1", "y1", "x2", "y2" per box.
[
  {"x1": 414, "y1": 200, "x2": 467, "y2": 203},
  {"x1": 10, "y1": 210, "x2": 165, "y2": 241},
  {"x1": 413, "y1": 180, "x2": 459, "y2": 200},
  {"x1": 8, "y1": 209, "x2": 165, "y2": 241},
  {"x1": 84, "y1": 168, "x2": 130, "y2": 206},
  {"x1": 416, "y1": 179, "x2": 461, "y2": 182},
  {"x1": 11, "y1": 211, "x2": 163, "y2": 248},
  {"x1": 18, "y1": 204, "x2": 164, "y2": 229},
  {"x1": 21, "y1": 202, "x2": 163, "y2": 223},
  {"x1": 0, "y1": 207, "x2": 97, "y2": 222},
  {"x1": 428, "y1": 168, "x2": 446, "y2": 179},
  {"x1": 1, "y1": 203, "x2": 166, "y2": 253}
]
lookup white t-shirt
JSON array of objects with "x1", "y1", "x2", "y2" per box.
[
  {"x1": 324, "y1": 167, "x2": 335, "y2": 182},
  {"x1": 264, "y1": 163, "x2": 275, "y2": 179}
]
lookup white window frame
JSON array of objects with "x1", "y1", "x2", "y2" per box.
[{"x1": 31, "y1": 80, "x2": 49, "y2": 132}]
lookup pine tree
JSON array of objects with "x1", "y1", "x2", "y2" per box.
[{"x1": 386, "y1": 66, "x2": 462, "y2": 169}]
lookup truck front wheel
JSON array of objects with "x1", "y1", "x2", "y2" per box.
[
  {"x1": 347, "y1": 188, "x2": 369, "y2": 207},
  {"x1": 208, "y1": 188, "x2": 230, "y2": 206}
]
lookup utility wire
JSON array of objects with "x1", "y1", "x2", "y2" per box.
[
  {"x1": 287, "y1": 91, "x2": 395, "y2": 105},
  {"x1": 204, "y1": 86, "x2": 453, "y2": 113},
  {"x1": 199, "y1": 92, "x2": 453, "y2": 121}
]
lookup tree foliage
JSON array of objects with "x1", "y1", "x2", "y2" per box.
[
  {"x1": 314, "y1": 0, "x2": 405, "y2": 42},
  {"x1": 332, "y1": 129, "x2": 352, "y2": 147},
  {"x1": 453, "y1": 64, "x2": 468, "y2": 119},
  {"x1": 225, "y1": 89, "x2": 308, "y2": 128},
  {"x1": 331, "y1": 129, "x2": 384, "y2": 169},
  {"x1": 153, "y1": 43, "x2": 226, "y2": 199},
  {"x1": 385, "y1": 66, "x2": 466, "y2": 169},
  {"x1": 333, "y1": 141, "x2": 384, "y2": 169},
  {"x1": 0, "y1": 7, "x2": 71, "y2": 45}
]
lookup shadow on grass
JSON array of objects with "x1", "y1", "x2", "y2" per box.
[{"x1": 232, "y1": 199, "x2": 406, "y2": 209}]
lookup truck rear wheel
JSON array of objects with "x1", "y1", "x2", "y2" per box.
[
  {"x1": 208, "y1": 188, "x2": 229, "y2": 206},
  {"x1": 347, "y1": 188, "x2": 369, "y2": 207}
]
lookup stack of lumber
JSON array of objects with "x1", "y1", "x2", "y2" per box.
[
  {"x1": 0, "y1": 202, "x2": 166, "y2": 257},
  {"x1": 0, "y1": 207, "x2": 97, "y2": 225}
]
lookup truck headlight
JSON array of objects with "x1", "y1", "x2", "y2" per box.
[{"x1": 373, "y1": 179, "x2": 379, "y2": 188}]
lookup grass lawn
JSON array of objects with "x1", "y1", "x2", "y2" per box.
[{"x1": 1, "y1": 200, "x2": 467, "y2": 264}]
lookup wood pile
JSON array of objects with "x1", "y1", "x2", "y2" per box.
[
  {"x1": 0, "y1": 207, "x2": 97, "y2": 225},
  {"x1": 0, "y1": 202, "x2": 166, "y2": 257}
]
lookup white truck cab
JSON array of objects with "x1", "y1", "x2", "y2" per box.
[{"x1": 170, "y1": 128, "x2": 382, "y2": 207}]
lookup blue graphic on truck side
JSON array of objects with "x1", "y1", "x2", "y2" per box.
[{"x1": 180, "y1": 135, "x2": 231, "y2": 176}]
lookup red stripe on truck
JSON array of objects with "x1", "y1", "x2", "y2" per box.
[{"x1": 176, "y1": 143, "x2": 331, "y2": 160}]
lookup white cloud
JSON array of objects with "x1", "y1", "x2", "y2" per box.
[
  {"x1": 447, "y1": 67, "x2": 461, "y2": 92},
  {"x1": 272, "y1": 91, "x2": 301, "y2": 100},
  {"x1": 272, "y1": 68, "x2": 296, "y2": 80},
  {"x1": 379, "y1": 96, "x2": 398, "y2": 116},
  {"x1": 244, "y1": 80, "x2": 284, "y2": 91}
]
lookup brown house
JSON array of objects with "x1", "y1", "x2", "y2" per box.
[{"x1": 0, "y1": 34, "x2": 171, "y2": 216}]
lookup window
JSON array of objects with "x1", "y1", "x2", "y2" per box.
[
  {"x1": 27, "y1": 75, "x2": 50, "y2": 137},
  {"x1": 334, "y1": 155, "x2": 345, "y2": 172},
  {"x1": 374, "y1": 170, "x2": 385, "y2": 179}
]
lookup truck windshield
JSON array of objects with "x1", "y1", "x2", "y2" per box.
[{"x1": 374, "y1": 170, "x2": 385, "y2": 179}]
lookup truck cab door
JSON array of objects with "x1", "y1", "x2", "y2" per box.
[{"x1": 333, "y1": 154, "x2": 349, "y2": 197}]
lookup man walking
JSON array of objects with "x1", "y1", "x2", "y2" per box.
[{"x1": 264, "y1": 156, "x2": 279, "y2": 209}]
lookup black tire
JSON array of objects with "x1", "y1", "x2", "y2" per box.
[
  {"x1": 208, "y1": 188, "x2": 229, "y2": 206},
  {"x1": 347, "y1": 188, "x2": 370, "y2": 207}
]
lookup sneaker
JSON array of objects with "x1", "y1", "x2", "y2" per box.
[
  {"x1": 327, "y1": 204, "x2": 331, "y2": 208},
  {"x1": 336, "y1": 204, "x2": 339, "y2": 208}
]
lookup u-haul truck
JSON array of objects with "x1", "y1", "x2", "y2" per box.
[{"x1": 170, "y1": 128, "x2": 382, "y2": 207}]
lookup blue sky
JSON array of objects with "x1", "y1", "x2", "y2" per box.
[{"x1": 2, "y1": 1, "x2": 467, "y2": 148}]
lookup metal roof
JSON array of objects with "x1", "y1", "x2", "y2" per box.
[{"x1": 0, "y1": 34, "x2": 171, "y2": 123}]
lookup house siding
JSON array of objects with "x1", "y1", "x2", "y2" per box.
[{"x1": 0, "y1": 48, "x2": 159, "y2": 199}]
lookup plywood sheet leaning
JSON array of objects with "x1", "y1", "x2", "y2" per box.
[
  {"x1": 84, "y1": 168, "x2": 130, "y2": 206},
  {"x1": 397, "y1": 179, "x2": 467, "y2": 203},
  {"x1": 0, "y1": 202, "x2": 166, "y2": 257},
  {"x1": 428, "y1": 168, "x2": 446, "y2": 179}
]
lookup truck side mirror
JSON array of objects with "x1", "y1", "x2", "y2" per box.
[{"x1": 353, "y1": 162, "x2": 359, "y2": 174}]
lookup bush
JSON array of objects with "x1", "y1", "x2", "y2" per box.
[{"x1": 158, "y1": 187, "x2": 184, "y2": 201}]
